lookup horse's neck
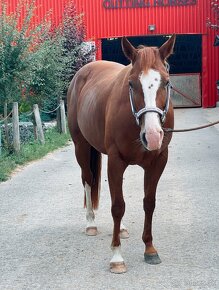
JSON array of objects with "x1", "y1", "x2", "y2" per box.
[{"x1": 114, "y1": 65, "x2": 131, "y2": 92}]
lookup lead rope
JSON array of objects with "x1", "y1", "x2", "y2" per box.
[
  {"x1": 163, "y1": 64, "x2": 219, "y2": 133},
  {"x1": 163, "y1": 120, "x2": 219, "y2": 133}
]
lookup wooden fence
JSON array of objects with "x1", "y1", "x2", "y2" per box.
[{"x1": 0, "y1": 100, "x2": 67, "y2": 155}]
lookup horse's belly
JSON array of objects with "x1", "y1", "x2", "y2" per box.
[{"x1": 77, "y1": 92, "x2": 107, "y2": 154}]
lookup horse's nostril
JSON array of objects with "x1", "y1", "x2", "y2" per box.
[
  {"x1": 140, "y1": 132, "x2": 148, "y2": 149},
  {"x1": 142, "y1": 133, "x2": 147, "y2": 144}
]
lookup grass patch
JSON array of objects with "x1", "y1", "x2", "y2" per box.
[{"x1": 0, "y1": 127, "x2": 71, "y2": 182}]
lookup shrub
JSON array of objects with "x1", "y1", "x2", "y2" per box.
[{"x1": 0, "y1": 0, "x2": 95, "y2": 119}]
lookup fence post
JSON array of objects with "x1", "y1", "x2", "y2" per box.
[
  {"x1": 12, "y1": 102, "x2": 20, "y2": 153},
  {"x1": 4, "y1": 102, "x2": 10, "y2": 149},
  {"x1": 56, "y1": 98, "x2": 61, "y2": 133},
  {"x1": 60, "y1": 100, "x2": 67, "y2": 134},
  {"x1": 33, "y1": 104, "x2": 45, "y2": 145}
]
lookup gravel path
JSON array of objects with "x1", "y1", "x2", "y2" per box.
[{"x1": 0, "y1": 108, "x2": 219, "y2": 290}]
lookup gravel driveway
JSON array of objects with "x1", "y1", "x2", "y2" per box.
[{"x1": 0, "y1": 108, "x2": 219, "y2": 290}]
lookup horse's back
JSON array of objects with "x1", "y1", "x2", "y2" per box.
[
  {"x1": 69, "y1": 61, "x2": 124, "y2": 91},
  {"x1": 67, "y1": 61, "x2": 125, "y2": 153}
]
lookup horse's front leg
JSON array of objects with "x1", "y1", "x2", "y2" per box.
[
  {"x1": 143, "y1": 149, "x2": 168, "y2": 265},
  {"x1": 108, "y1": 155, "x2": 127, "y2": 274}
]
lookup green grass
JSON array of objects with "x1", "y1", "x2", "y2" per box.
[{"x1": 0, "y1": 128, "x2": 71, "y2": 182}]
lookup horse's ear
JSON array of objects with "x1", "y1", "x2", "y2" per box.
[
  {"x1": 121, "y1": 37, "x2": 137, "y2": 63},
  {"x1": 159, "y1": 34, "x2": 176, "y2": 60}
]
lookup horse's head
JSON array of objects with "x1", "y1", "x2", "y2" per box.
[{"x1": 121, "y1": 35, "x2": 176, "y2": 151}]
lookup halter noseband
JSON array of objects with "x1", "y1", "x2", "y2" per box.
[
  {"x1": 129, "y1": 81, "x2": 171, "y2": 126},
  {"x1": 129, "y1": 64, "x2": 171, "y2": 126}
]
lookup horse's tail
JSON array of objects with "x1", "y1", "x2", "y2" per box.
[{"x1": 84, "y1": 146, "x2": 102, "y2": 210}]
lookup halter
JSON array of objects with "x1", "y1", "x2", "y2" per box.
[{"x1": 129, "y1": 64, "x2": 171, "y2": 126}]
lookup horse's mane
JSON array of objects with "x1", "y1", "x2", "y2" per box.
[{"x1": 137, "y1": 45, "x2": 168, "y2": 79}]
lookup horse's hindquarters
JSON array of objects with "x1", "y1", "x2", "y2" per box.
[{"x1": 71, "y1": 61, "x2": 125, "y2": 154}]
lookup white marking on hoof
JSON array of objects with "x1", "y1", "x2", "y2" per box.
[
  {"x1": 85, "y1": 182, "x2": 97, "y2": 233},
  {"x1": 120, "y1": 229, "x2": 129, "y2": 239},
  {"x1": 110, "y1": 262, "x2": 127, "y2": 274},
  {"x1": 110, "y1": 246, "x2": 126, "y2": 273},
  {"x1": 86, "y1": 216, "x2": 96, "y2": 229},
  {"x1": 86, "y1": 226, "x2": 98, "y2": 236},
  {"x1": 120, "y1": 221, "x2": 129, "y2": 239}
]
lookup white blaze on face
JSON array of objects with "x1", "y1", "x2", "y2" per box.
[{"x1": 139, "y1": 69, "x2": 164, "y2": 151}]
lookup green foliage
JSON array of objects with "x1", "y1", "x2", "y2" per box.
[
  {"x1": 60, "y1": 2, "x2": 95, "y2": 82},
  {"x1": 0, "y1": 0, "x2": 94, "y2": 118},
  {"x1": 0, "y1": 0, "x2": 44, "y2": 107},
  {"x1": 0, "y1": 127, "x2": 70, "y2": 182},
  {"x1": 25, "y1": 34, "x2": 68, "y2": 107}
]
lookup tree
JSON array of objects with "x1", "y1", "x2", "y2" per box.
[
  {"x1": 0, "y1": 0, "x2": 42, "y2": 147},
  {"x1": 207, "y1": 0, "x2": 219, "y2": 30},
  {"x1": 37, "y1": 1, "x2": 95, "y2": 119},
  {"x1": 59, "y1": 1, "x2": 95, "y2": 84},
  {"x1": 0, "y1": 1, "x2": 34, "y2": 108},
  {"x1": 0, "y1": 0, "x2": 95, "y2": 117},
  {"x1": 0, "y1": 1, "x2": 62, "y2": 114}
]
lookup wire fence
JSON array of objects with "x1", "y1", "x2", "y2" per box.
[
  {"x1": 20, "y1": 110, "x2": 34, "y2": 118},
  {"x1": 0, "y1": 110, "x2": 13, "y2": 124},
  {"x1": 39, "y1": 103, "x2": 61, "y2": 114},
  {"x1": 0, "y1": 103, "x2": 63, "y2": 123}
]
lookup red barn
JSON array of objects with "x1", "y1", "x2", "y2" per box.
[{"x1": 6, "y1": 0, "x2": 219, "y2": 107}]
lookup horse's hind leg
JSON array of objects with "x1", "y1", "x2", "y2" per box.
[{"x1": 74, "y1": 135, "x2": 101, "y2": 236}]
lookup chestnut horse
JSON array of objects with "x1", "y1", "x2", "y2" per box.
[{"x1": 67, "y1": 35, "x2": 176, "y2": 274}]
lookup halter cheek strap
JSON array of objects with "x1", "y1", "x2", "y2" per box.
[{"x1": 129, "y1": 81, "x2": 171, "y2": 126}]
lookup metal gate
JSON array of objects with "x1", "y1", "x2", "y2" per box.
[{"x1": 170, "y1": 74, "x2": 201, "y2": 107}]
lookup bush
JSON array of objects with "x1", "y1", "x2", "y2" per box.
[
  {"x1": 60, "y1": 1, "x2": 95, "y2": 83},
  {"x1": 0, "y1": 0, "x2": 95, "y2": 119},
  {"x1": 0, "y1": 0, "x2": 52, "y2": 109}
]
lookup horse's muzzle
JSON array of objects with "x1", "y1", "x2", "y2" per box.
[{"x1": 140, "y1": 129, "x2": 164, "y2": 151}]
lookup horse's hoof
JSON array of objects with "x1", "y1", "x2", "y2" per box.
[
  {"x1": 86, "y1": 227, "x2": 98, "y2": 236},
  {"x1": 110, "y1": 262, "x2": 127, "y2": 274},
  {"x1": 144, "y1": 253, "x2": 162, "y2": 265},
  {"x1": 120, "y1": 229, "x2": 129, "y2": 239}
]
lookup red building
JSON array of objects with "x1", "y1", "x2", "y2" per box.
[{"x1": 6, "y1": 0, "x2": 219, "y2": 107}]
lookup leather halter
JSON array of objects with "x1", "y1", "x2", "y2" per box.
[
  {"x1": 129, "y1": 65, "x2": 171, "y2": 126},
  {"x1": 129, "y1": 81, "x2": 171, "y2": 126}
]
